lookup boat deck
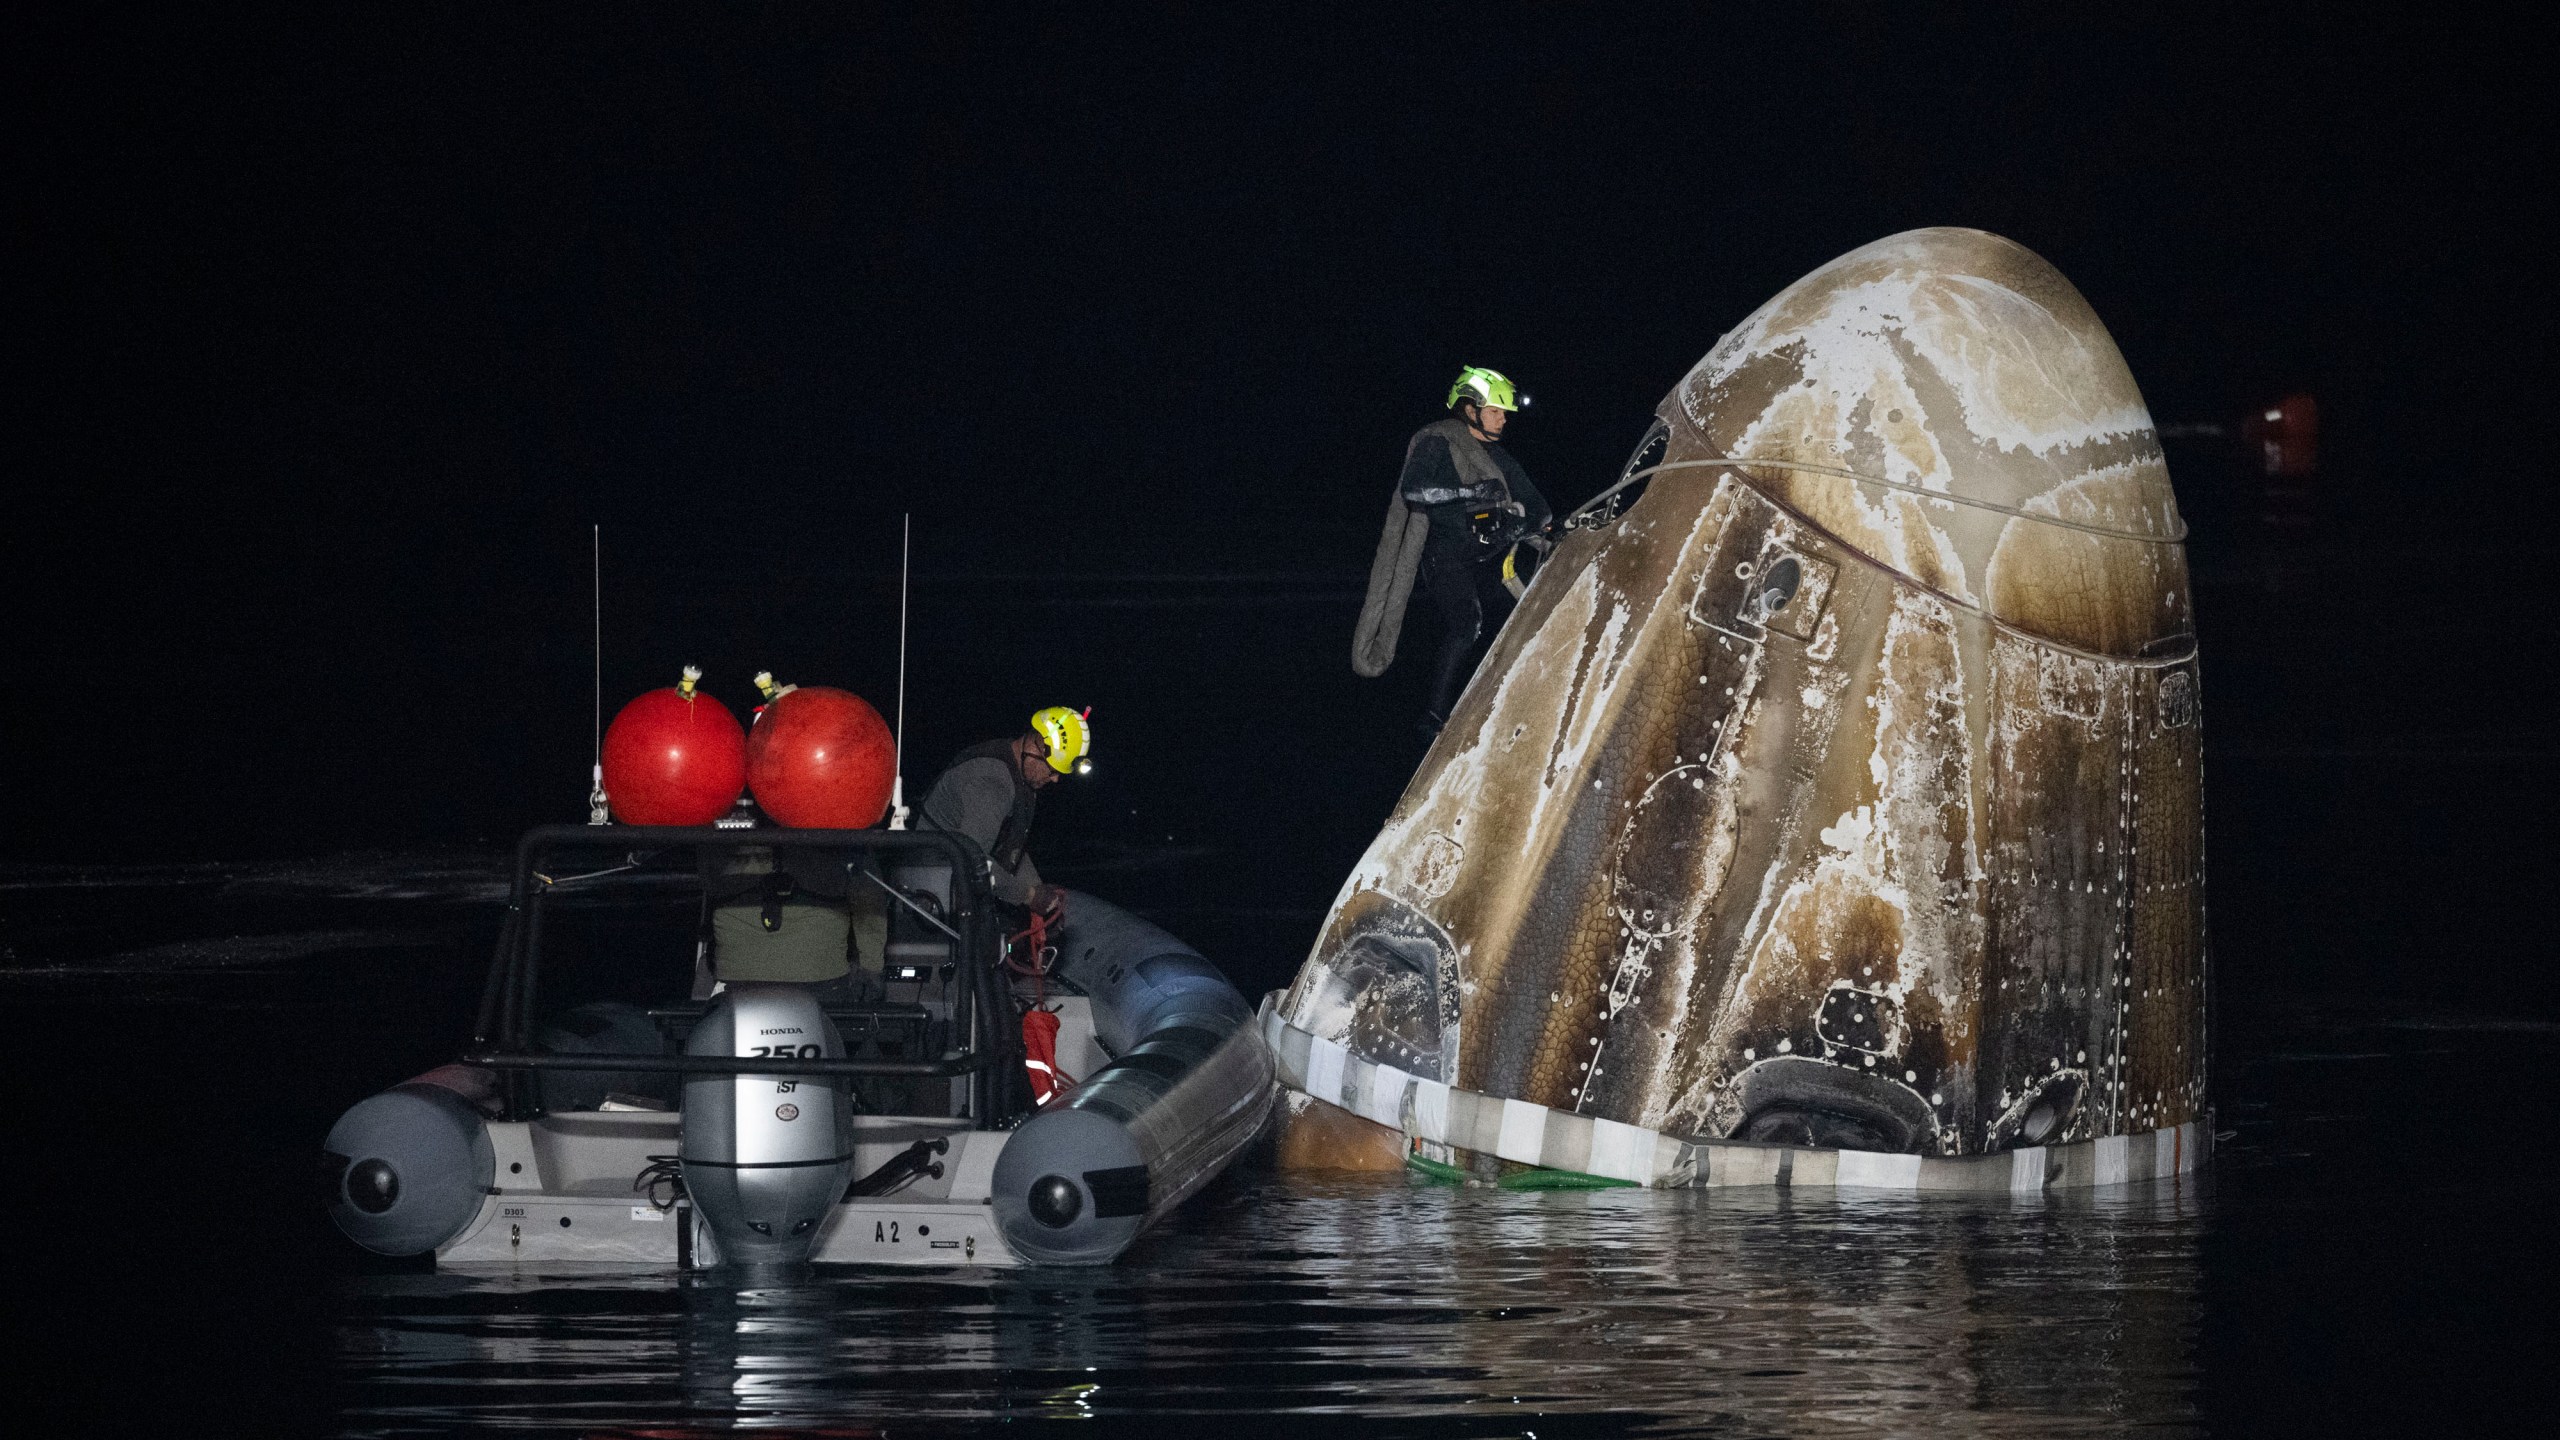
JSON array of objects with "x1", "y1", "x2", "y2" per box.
[{"x1": 436, "y1": 1111, "x2": 1020, "y2": 1267}]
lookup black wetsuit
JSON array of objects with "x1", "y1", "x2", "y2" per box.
[{"x1": 1398, "y1": 421, "x2": 1551, "y2": 721}]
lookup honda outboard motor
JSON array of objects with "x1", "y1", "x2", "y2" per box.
[
  {"x1": 680, "y1": 984, "x2": 856, "y2": 1266},
  {"x1": 322, "y1": 1066, "x2": 497, "y2": 1256}
]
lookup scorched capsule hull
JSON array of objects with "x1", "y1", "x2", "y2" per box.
[{"x1": 1276, "y1": 227, "x2": 2207, "y2": 1183}]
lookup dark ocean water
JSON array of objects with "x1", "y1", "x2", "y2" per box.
[{"x1": 333, "y1": 1175, "x2": 2214, "y2": 1436}]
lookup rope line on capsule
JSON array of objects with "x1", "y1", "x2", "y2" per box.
[{"x1": 1568, "y1": 455, "x2": 2188, "y2": 545}]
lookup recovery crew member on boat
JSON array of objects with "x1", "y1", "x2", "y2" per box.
[
  {"x1": 1351, "y1": 366, "x2": 1553, "y2": 735},
  {"x1": 919, "y1": 706, "x2": 1092, "y2": 917}
]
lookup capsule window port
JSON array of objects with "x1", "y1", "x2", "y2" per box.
[
  {"x1": 1755, "y1": 556, "x2": 1802, "y2": 616},
  {"x1": 1736, "y1": 548, "x2": 1837, "y2": 640},
  {"x1": 510, "y1": 1162, "x2": 522, "y2": 1174},
  {"x1": 558, "y1": 1216, "x2": 572, "y2": 1228},
  {"x1": 1624, "y1": 419, "x2": 1669, "y2": 480},
  {"x1": 1580, "y1": 419, "x2": 1668, "y2": 528},
  {"x1": 2020, "y1": 1096, "x2": 2065, "y2": 1144}
]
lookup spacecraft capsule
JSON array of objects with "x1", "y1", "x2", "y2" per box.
[{"x1": 1274, "y1": 228, "x2": 2207, "y2": 1181}]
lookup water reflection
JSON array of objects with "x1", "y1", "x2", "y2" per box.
[{"x1": 337, "y1": 1172, "x2": 2203, "y2": 1435}]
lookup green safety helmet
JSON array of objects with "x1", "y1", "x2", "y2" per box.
[{"x1": 1447, "y1": 366, "x2": 1528, "y2": 414}]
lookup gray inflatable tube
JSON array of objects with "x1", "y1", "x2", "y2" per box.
[
  {"x1": 990, "y1": 890, "x2": 1276, "y2": 1264},
  {"x1": 322, "y1": 1065, "x2": 498, "y2": 1256}
]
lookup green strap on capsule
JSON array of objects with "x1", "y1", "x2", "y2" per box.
[
  {"x1": 1405, "y1": 1152, "x2": 1468, "y2": 1185},
  {"x1": 1497, "y1": 1167, "x2": 1637, "y2": 1191}
]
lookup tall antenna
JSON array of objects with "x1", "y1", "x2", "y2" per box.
[
  {"x1": 887, "y1": 512, "x2": 913, "y2": 830},
  {"x1": 587, "y1": 524, "x2": 609, "y2": 825}
]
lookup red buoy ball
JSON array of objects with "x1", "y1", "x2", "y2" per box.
[
  {"x1": 600, "y1": 681, "x2": 747, "y2": 826},
  {"x1": 747, "y1": 686, "x2": 895, "y2": 829}
]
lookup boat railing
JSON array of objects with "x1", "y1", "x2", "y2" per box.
[{"x1": 460, "y1": 823, "x2": 1027, "y2": 1123}]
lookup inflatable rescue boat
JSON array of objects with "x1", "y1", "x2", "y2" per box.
[{"x1": 320, "y1": 823, "x2": 1275, "y2": 1268}]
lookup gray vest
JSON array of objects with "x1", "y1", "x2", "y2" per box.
[{"x1": 1399, "y1": 417, "x2": 1512, "y2": 508}]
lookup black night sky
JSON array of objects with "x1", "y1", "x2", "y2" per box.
[
  {"x1": 8, "y1": 9, "x2": 2555, "y2": 1434},
  {"x1": 14, "y1": 10, "x2": 2542, "y2": 861}
]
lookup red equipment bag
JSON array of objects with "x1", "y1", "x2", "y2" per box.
[{"x1": 1022, "y1": 1007, "x2": 1065, "y2": 1106}]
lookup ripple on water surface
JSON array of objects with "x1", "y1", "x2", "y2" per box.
[{"x1": 334, "y1": 1171, "x2": 2205, "y2": 1436}]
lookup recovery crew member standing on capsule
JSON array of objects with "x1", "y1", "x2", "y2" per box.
[
  {"x1": 918, "y1": 706, "x2": 1092, "y2": 917},
  {"x1": 1351, "y1": 366, "x2": 1552, "y2": 734}
]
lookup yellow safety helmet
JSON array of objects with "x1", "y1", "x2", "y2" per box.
[
  {"x1": 1030, "y1": 706, "x2": 1093, "y2": 775},
  {"x1": 1447, "y1": 365, "x2": 1527, "y2": 413}
]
